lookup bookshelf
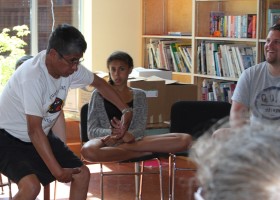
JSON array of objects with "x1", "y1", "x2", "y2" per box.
[{"x1": 141, "y1": 0, "x2": 280, "y2": 101}]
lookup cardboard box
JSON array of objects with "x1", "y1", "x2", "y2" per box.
[
  {"x1": 64, "y1": 87, "x2": 93, "y2": 113},
  {"x1": 128, "y1": 78, "x2": 198, "y2": 124},
  {"x1": 128, "y1": 79, "x2": 166, "y2": 124},
  {"x1": 165, "y1": 83, "x2": 197, "y2": 121},
  {"x1": 130, "y1": 67, "x2": 172, "y2": 80}
]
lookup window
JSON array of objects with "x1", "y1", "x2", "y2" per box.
[{"x1": 0, "y1": 0, "x2": 81, "y2": 92}]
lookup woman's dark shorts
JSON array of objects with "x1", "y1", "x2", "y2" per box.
[{"x1": 0, "y1": 129, "x2": 83, "y2": 186}]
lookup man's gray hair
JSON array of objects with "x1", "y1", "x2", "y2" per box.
[{"x1": 190, "y1": 123, "x2": 280, "y2": 200}]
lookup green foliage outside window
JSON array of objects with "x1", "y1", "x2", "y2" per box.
[{"x1": 0, "y1": 25, "x2": 30, "y2": 92}]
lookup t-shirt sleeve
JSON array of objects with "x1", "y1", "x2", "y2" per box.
[
  {"x1": 231, "y1": 69, "x2": 251, "y2": 107},
  {"x1": 69, "y1": 65, "x2": 94, "y2": 88}
]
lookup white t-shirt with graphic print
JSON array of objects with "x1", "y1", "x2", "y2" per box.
[
  {"x1": 0, "y1": 50, "x2": 93, "y2": 142},
  {"x1": 232, "y1": 61, "x2": 280, "y2": 125}
]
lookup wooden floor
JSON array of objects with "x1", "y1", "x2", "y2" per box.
[{"x1": 0, "y1": 157, "x2": 197, "y2": 200}]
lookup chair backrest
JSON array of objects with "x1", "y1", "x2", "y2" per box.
[
  {"x1": 80, "y1": 103, "x2": 89, "y2": 144},
  {"x1": 170, "y1": 101, "x2": 231, "y2": 139}
]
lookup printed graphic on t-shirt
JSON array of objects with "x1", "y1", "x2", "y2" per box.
[
  {"x1": 48, "y1": 97, "x2": 64, "y2": 113},
  {"x1": 255, "y1": 86, "x2": 280, "y2": 120}
]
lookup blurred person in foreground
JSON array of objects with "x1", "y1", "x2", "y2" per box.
[{"x1": 191, "y1": 123, "x2": 280, "y2": 200}]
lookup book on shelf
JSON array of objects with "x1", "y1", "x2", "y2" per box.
[
  {"x1": 146, "y1": 39, "x2": 186, "y2": 71},
  {"x1": 205, "y1": 42, "x2": 217, "y2": 76},
  {"x1": 229, "y1": 46, "x2": 240, "y2": 77},
  {"x1": 197, "y1": 46, "x2": 202, "y2": 74},
  {"x1": 197, "y1": 41, "x2": 255, "y2": 78},
  {"x1": 224, "y1": 45, "x2": 238, "y2": 78},
  {"x1": 210, "y1": 11, "x2": 225, "y2": 37},
  {"x1": 201, "y1": 79, "x2": 237, "y2": 102},
  {"x1": 159, "y1": 39, "x2": 177, "y2": 71},
  {"x1": 234, "y1": 15, "x2": 242, "y2": 38},
  {"x1": 176, "y1": 43, "x2": 192, "y2": 73},
  {"x1": 268, "y1": 9, "x2": 280, "y2": 31},
  {"x1": 212, "y1": 81, "x2": 222, "y2": 101},
  {"x1": 217, "y1": 44, "x2": 231, "y2": 77},
  {"x1": 242, "y1": 55, "x2": 254, "y2": 70},
  {"x1": 219, "y1": 14, "x2": 256, "y2": 38},
  {"x1": 229, "y1": 15, "x2": 235, "y2": 38},
  {"x1": 200, "y1": 40, "x2": 207, "y2": 75},
  {"x1": 219, "y1": 82, "x2": 237, "y2": 103},
  {"x1": 201, "y1": 79, "x2": 211, "y2": 101},
  {"x1": 213, "y1": 50, "x2": 222, "y2": 77},
  {"x1": 247, "y1": 14, "x2": 257, "y2": 38},
  {"x1": 167, "y1": 31, "x2": 192, "y2": 36},
  {"x1": 241, "y1": 14, "x2": 248, "y2": 38},
  {"x1": 183, "y1": 46, "x2": 192, "y2": 71},
  {"x1": 240, "y1": 46, "x2": 255, "y2": 69},
  {"x1": 169, "y1": 43, "x2": 181, "y2": 72},
  {"x1": 147, "y1": 43, "x2": 158, "y2": 69},
  {"x1": 252, "y1": 14, "x2": 257, "y2": 38}
]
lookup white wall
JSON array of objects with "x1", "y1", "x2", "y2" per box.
[{"x1": 82, "y1": 0, "x2": 142, "y2": 72}]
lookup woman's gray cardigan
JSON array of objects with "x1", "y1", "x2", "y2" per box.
[{"x1": 87, "y1": 88, "x2": 148, "y2": 140}]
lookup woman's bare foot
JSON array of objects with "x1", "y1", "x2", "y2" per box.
[{"x1": 101, "y1": 135, "x2": 123, "y2": 147}]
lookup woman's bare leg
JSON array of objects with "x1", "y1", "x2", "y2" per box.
[
  {"x1": 118, "y1": 133, "x2": 191, "y2": 153},
  {"x1": 81, "y1": 133, "x2": 191, "y2": 163},
  {"x1": 81, "y1": 139, "x2": 152, "y2": 163}
]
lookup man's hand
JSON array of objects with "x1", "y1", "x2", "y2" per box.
[
  {"x1": 110, "y1": 109, "x2": 132, "y2": 139},
  {"x1": 110, "y1": 117, "x2": 122, "y2": 138},
  {"x1": 55, "y1": 167, "x2": 81, "y2": 183}
]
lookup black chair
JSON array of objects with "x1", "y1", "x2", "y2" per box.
[
  {"x1": 0, "y1": 173, "x2": 12, "y2": 199},
  {"x1": 80, "y1": 103, "x2": 164, "y2": 200},
  {"x1": 168, "y1": 100, "x2": 231, "y2": 200}
]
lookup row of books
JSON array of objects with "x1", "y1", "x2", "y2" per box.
[
  {"x1": 197, "y1": 41, "x2": 256, "y2": 78},
  {"x1": 201, "y1": 79, "x2": 236, "y2": 103},
  {"x1": 147, "y1": 39, "x2": 192, "y2": 72},
  {"x1": 210, "y1": 11, "x2": 257, "y2": 38}
]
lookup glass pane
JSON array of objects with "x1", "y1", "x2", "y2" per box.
[
  {"x1": 0, "y1": 0, "x2": 80, "y2": 92},
  {"x1": 38, "y1": 0, "x2": 80, "y2": 51},
  {"x1": 0, "y1": 0, "x2": 31, "y2": 54}
]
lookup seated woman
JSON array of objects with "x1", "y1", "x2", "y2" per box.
[{"x1": 81, "y1": 51, "x2": 192, "y2": 163}]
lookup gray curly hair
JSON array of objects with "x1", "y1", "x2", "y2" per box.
[{"x1": 190, "y1": 123, "x2": 280, "y2": 200}]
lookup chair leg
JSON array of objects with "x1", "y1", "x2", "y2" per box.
[
  {"x1": 100, "y1": 163, "x2": 104, "y2": 200},
  {"x1": 135, "y1": 162, "x2": 141, "y2": 200},
  {"x1": 44, "y1": 184, "x2": 50, "y2": 200},
  {"x1": 53, "y1": 180, "x2": 57, "y2": 200},
  {"x1": 168, "y1": 154, "x2": 176, "y2": 200},
  {"x1": 168, "y1": 155, "x2": 172, "y2": 200},
  {"x1": 0, "y1": 174, "x2": 4, "y2": 194},
  {"x1": 8, "y1": 178, "x2": 12, "y2": 199},
  {"x1": 171, "y1": 155, "x2": 176, "y2": 200},
  {"x1": 156, "y1": 158, "x2": 164, "y2": 200},
  {"x1": 0, "y1": 174, "x2": 12, "y2": 199}
]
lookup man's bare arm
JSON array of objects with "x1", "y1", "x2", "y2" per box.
[
  {"x1": 26, "y1": 115, "x2": 79, "y2": 183},
  {"x1": 230, "y1": 100, "x2": 250, "y2": 127}
]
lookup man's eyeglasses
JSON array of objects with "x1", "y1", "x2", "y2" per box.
[{"x1": 57, "y1": 52, "x2": 84, "y2": 66}]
